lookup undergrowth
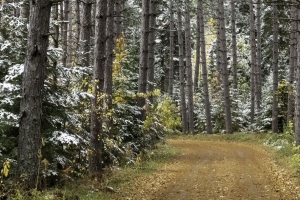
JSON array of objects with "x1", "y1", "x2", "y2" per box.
[{"x1": 9, "y1": 142, "x2": 178, "y2": 200}]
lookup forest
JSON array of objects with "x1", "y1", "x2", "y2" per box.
[{"x1": 1, "y1": 0, "x2": 300, "y2": 198}]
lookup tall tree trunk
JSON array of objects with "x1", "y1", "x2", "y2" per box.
[
  {"x1": 90, "y1": 0, "x2": 107, "y2": 173},
  {"x1": 62, "y1": 0, "x2": 69, "y2": 68},
  {"x1": 288, "y1": 0, "x2": 297, "y2": 122},
  {"x1": 199, "y1": 0, "x2": 212, "y2": 134},
  {"x1": 147, "y1": 0, "x2": 157, "y2": 104},
  {"x1": 75, "y1": 0, "x2": 81, "y2": 61},
  {"x1": 18, "y1": 0, "x2": 52, "y2": 187},
  {"x1": 194, "y1": 0, "x2": 201, "y2": 92},
  {"x1": 104, "y1": 0, "x2": 115, "y2": 135},
  {"x1": 256, "y1": 0, "x2": 262, "y2": 112},
  {"x1": 79, "y1": 0, "x2": 92, "y2": 67},
  {"x1": 295, "y1": 4, "x2": 300, "y2": 145},
  {"x1": 218, "y1": 0, "x2": 232, "y2": 133},
  {"x1": 272, "y1": 2, "x2": 279, "y2": 133},
  {"x1": 231, "y1": 0, "x2": 237, "y2": 90},
  {"x1": 115, "y1": 0, "x2": 124, "y2": 40},
  {"x1": 168, "y1": 0, "x2": 175, "y2": 96},
  {"x1": 249, "y1": 0, "x2": 256, "y2": 123},
  {"x1": 184, "y1": 0, "x2": 194, "y2": 133},
  {"x1": 177, "y1": 7, "x2": 188, "y2": 134},
  {"x1": 137, "y1": 0, "x2": 150, "y2": 121},
  {"x1": 67, "y1": 0, "x2": 73, "y2": 67}
]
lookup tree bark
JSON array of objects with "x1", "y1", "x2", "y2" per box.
[
  {"x1": 104, "y1": 0, "x2": 115, "y2": 135},
  {"x1": 184, "y1": 0, "x2": 194, "y2": 133},
  {"x1": 137, "y1": 0, "x2": 150, "y2": 121},
  {"x1": 218, "y1": 0, "x2": 232, "y2": 133},
  {"x1": 256, "y1": 0, "x2": 262, "y2": 113},
  {"x1": 115, "y1": 0, "x2": 124, "y2": 40},
  {"x1": 18, "y1": 0, "x2": 52, "y2": 187},
  {"x1": 177, "y1": 6, "x2": 188, "y2": 134},
  {"x1": 67, "y1": 0, "x2": 73, "y2": 67},
  {"x1": 295, "y1": 5, "x2": 300, "y2": 145},
  {"x1": 194, "y1": 0, "x2": 201, "y2": 92},
  {"x1": 147, "y1": 0, "x2": 157, "y2": 104},
  {"x1": 79, "y1": 0, "x2": 92, "y2": 67},
  {"x1": 75, "y1": 0, "x2": 81, "y2": 59},
  {"x1": 231, "y1": 0, "x2": 237, "y2": 90},
  {"x1": 90, "y1": 0, "x2": 107, "y2": 173},
  {"x1": 272, "y1": 2, "x2": 279, "y2": 133},
  {"x1": 168, "y1": 0, "x2": 175, "y2": 96},
  {"x1": 62, "y1": 0, "x2": 69, "y2": 68},
  {"x1": 199, "y1": 0, "x2": 212, "y2": 134},
  {"x1": 288, "y1": 0, "x2": 297, "y2": 122},
  {"x1": 249, "y1": 0, "x2": 256, "y2": 123}
]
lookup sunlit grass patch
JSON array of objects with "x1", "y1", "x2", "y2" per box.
[{"x1": 167, "y1": 132, "x2": 271, "y2": 144}]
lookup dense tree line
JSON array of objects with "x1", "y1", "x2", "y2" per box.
[{"x1": 1, "y1": 0, "x2": 300, "y2": 189}]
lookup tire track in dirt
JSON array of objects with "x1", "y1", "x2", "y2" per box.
[{"x1": 114, "y1": 139, "x2": 300, "y2": 200}]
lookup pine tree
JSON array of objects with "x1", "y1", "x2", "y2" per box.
[
  {"x1": 89, "y1": 0, "x2": 107, "y2": 173},
  {"x1": 185, "y1": 0, "x2": 194, "y2": 133},
  {"x1": 177, "y1": 4, "x2": 188, "y2": 133},
  {"x1": 198, "y1": 0, "x2": 212, "y2": 134},
  {"x1": 217, "y1": 0, "x2": 232, "y2": 133},
  {"x1": 137, "y1": 0, "x2": 150, "y2": 121},
  {"x1": 18, "y1": 0, "x2": 52, "y2": 187},
  {"x1": 272, "y1": 2, "x2": 279, "y2": 133}
]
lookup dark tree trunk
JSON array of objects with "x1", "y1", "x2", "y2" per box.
[
  {"x1": 295, "y1": 5, "x2": 300, "y2": 145},
  {"x1": 62, "y1": 0, "x2": 69, "y2": 68},
  {"x1": 168, "y1": 0, "x2": 175, "y2": 96},
  {"x1": 194, "y1": 0, "x2": 201, "y2": 92},
  {"x1": 288, "y1": 0, "x2": 297, "y2": 122},
  {"x1": 17, "y1": 0, "x2": 52, "y2": 187},
  {"x1": 218, "y1": 0, "x2": 232, "y2": 133},
  {"x1": 67, "y1": 0, "x2": 73, "y2": 67},
  {"x1": 75, "y1": 0, "x2": 81, "y2": 59},
  {"x1": 198, "y1": 0, "x2": 212, "y2": 134},
  {"x1": 272, "y1": 3, "x2": 279, "y2": 133},
  {"x1": 256, "y1": 0, "x2": 262, "y2": 112},
  {"x1": 137, "y1": 0, "x2": 150, "y2": 121},
  {"x1": 104, "y1": 0, "x2": 115, "y2": 136},
  {"x1": 79, "y1": 0, "x2": 92, "y2": 67},
  {"x1": 89, "y1": 0, "x2": 107, "y2": 173},
  {"x1": 115, "y1": 0, "x2": 124, "y2": 39},
  {"x1": 231, "y1": 0, "x2": 237, "y2": 90},
  {"x1": 249, "y1": 0, "x2": 256, "y2": 123},
  {"x1": 177, "y1": 6, "x2": 188, "y2": 134},
  {"x1": 147, "y1": 0, "x2": 158, "y2": 104},
  {"x1": 185, "y1": 0, "x2": 194, "y2": 133}
]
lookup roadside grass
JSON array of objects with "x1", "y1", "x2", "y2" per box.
[
  {"x1": 167, "y1": 132, "x2": 271, "y2": 144},
  {"x1": 14, "y1": 142, "x2": 179, "y2": 200}
]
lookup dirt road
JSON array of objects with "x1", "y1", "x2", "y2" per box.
[{"x1": 115, "y1": 139, "x2": 300, "y2": 200}]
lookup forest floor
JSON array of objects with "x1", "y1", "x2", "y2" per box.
[{"x1": 111, "y1": 138, "x2": 300, "y2": 200}]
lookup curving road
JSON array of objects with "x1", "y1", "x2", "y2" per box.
[{"x1": 115, "y1": 139, "x2": 300, "y2": 200}]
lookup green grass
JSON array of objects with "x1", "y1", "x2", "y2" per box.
[{"x1": 167, "y1": 132, "x2": 272, "y2": 144}]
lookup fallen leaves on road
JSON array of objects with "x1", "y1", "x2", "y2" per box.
[{"x1": 112, "y1": 139, "x2": 300, "y2": 200}]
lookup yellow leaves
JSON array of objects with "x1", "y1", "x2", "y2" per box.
[
  {"x1": 41, "y1": 158, "x2": 49, "y2": 166},
  {"x1": 137, "y1": 90, "x2": 161, "y2": 99},
  {"x1": 113, "y1": 33, "x2": 128, "y2": 84},
  {"x1": 114, "y1": 96, "x2": 124, "y2": 104},
  {"x1": 208, "y1": 17, "x2": 217, "y2": 28},
  {"x1": 37, "y1": 149, "x2": 42, "y2": 159},
  {"x1": 42, "y1": 138, "x2": 45, "y2": 147},
  {"x1": 1, "y1": 161, "x2": 10, "y2": 177}
]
